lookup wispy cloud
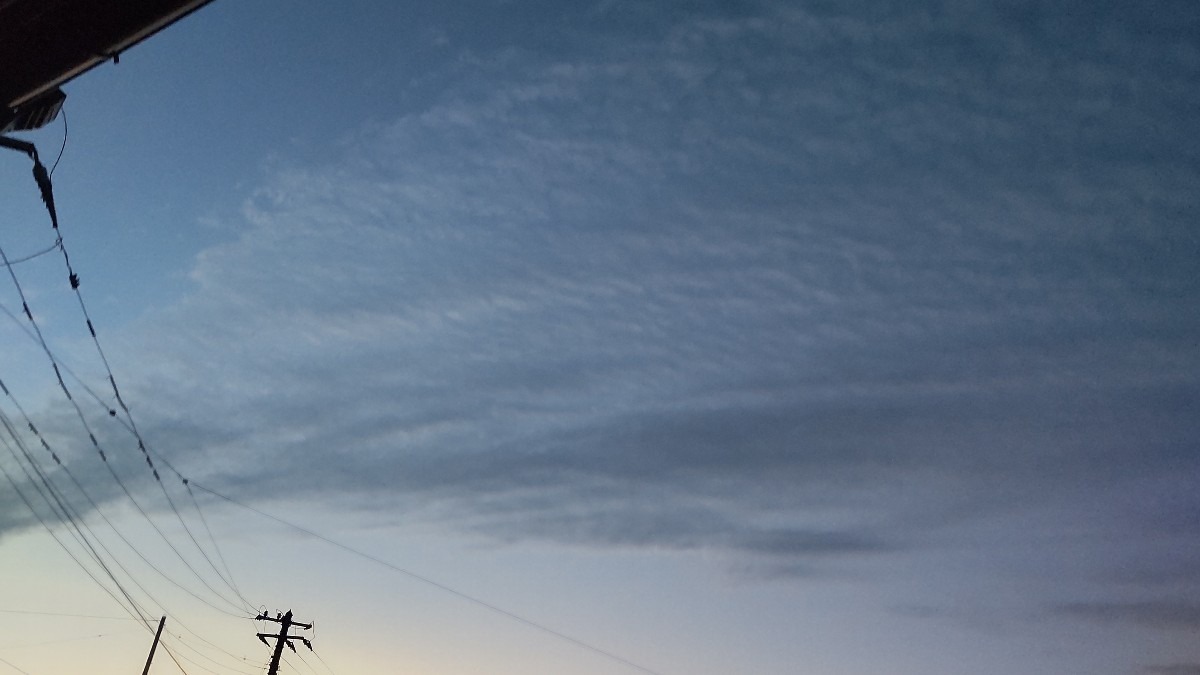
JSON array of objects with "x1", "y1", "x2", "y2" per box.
[
  {"x1": 1058, "y1": 601, "x2": 1200, "y2": 630},
  {"x1": 7, "y1": 0, "x2": 1199, "y2": 594},
  {"x1": 1142, "y1": 666, "x2": 1200, "y2": 675}
]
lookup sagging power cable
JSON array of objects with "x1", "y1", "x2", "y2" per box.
[
  {"x1": 0, "y1": 376, "x2": 251, "y2": 618},
  {"x1": 0, "y1": 135, "x2": 256, "y2": 617},
  {"x1": 194, "y1": 482, "x2": 671, "y2": 675},
  {"x1": 0, "y1": 241, "x2": 250, "y2": 617},
  {"x1": 0, "y1": 139, "x2": 251, "y2": 675}
]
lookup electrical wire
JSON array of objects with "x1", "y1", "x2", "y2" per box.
[
  {"x1": 292, "y1": 644, "x2": 336, "y2": 675},
  {"x1": 159, "y1": 641, "x2": 194, "y2": 675},
  {"x1": 38, "y1": 177, "x2": 251, "y2": 611},
  {"x1": 0, "y1": 655, "x2": 30, "y2": 675},
  {"x1": 0, "y1": 376, "x2": 251, "y2": 618},
  {"x1": 2, "y1": 137, "x2": 254, "y2": 616},
  {"x1": 187, "y1": 482, "x2": 249, "y2": 604},
  {"x1": 0, "y1": 609, "x2": 136, "y2": 620},
  {"x1": 0, "y1": 410, "x2": 230, "y2": 662},
  {"x1": 4, "y1": 136, "x2": 664, "y2": 675},
  {"x1": 0, "y1": 299, "x2": 195, "y2": 491},
  {"x1": 160, "y1": 632, "x2": 260, "y2": 675},
  {"x1": 0, "y1": 242, "x2": 252, "y2": 619},
  {"x1": 0, "y1": 630, "x2": 142, "y2": 650},
  {"x1": 193, "y1": 482, "x2": 671, "y2": 675},
  {"x1": 2, "y1": 137, "x2": 250, "y2": 675},
  {"x1": 158, "y1": 637, "x2": 224, "y2": 675},
  {"x1": 0, "y1": 421, "x2": 249, "y2": 675},
  {"x1": 282, "y1": 650, "x2": 322, "y2": 675},
  {"x1": 0, "y1": 307, "x2": 260, "y2": 661},
  {"x1": 0, "y1": 443, "x2": 149, "y2": 628},
  {"x1": 167, "y1": 616, "x2": 264, "y2": 671},
  {"x1": 0, "y1": 392, "x2": 258, "y2": 672},
  {"x1": 0, "y1": 236, "x2": 62, "y2": 267},
  {"x1": 50, "y1": 105, "x2": 67, "y2": 176},
  {"x1": 309, "y1": 647, "x2": 340, "y2": 675},
  {"x1": 0, "y1": 413, "x2": 152, "y2": 625},
  {"x1": 3, "y1": 254, "x2": 244, "y2": 670}
]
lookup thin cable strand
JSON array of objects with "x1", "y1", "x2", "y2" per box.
[
  {"x1": 1, "y1": 375, "x2": 246, "y2": 675},
  {"x1": 0, "y1": 449, "x2": 149, "y2": 627},
  {"x1": 0, "y1": 378, "x2": 253, "y2": 618},
  {"x1": 0, "y1": 654, "x2": 31, "y2": 675},
  {"x1": 0, "y1": 302, "x2": 257, "y2": 618},
  {"x1": 0, "y1": 417, "x2": 152, "y2": 624},
  {"x1": 309, "y1": 648, "x2": 340, "y2": 675},
  {"x1": 1, "y1": 397, "x2": 260, "y2": 669},
  {"x1": 44, "y1": 185, "x2": 251, "y2": 609},
  {"x1": 292, "y1": 645, "x2": 335, "y2": 675},
  {"x1": 159, "y1": 642, "x2": 193, "y2": 675},
  {"x1": 161, "y1": 632, "x2": 261, "y2": 675},
  {"x1": 0, "y1": 244, "x2": 251, "y2": 618},
  {"x1": 50, "y1": 105, "x2": 67, "y2": 176},
  {"x1": 7, "y1": 139, "x2": 254, "y2": 613},
  {"x1": 0, "y1": 236, "x2": 62, "y2": 267},
  {"x1": 194, "y1": 482, "x2": 671, "y2": 675},
  {"x1": 0, "y1": 609, "x2": 136, "y2": 620},
  {"x1": 1, "y1": 427, "x2": 250, "y2": 674}
]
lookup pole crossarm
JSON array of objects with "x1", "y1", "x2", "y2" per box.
[{"x1": 256, "y1": 609, "x2": 314, "y2": 675}]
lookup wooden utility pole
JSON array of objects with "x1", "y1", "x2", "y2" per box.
[
  {"x1": 257, "y1": 610, "x2": 313, "y2": 675},
  {"x1": 140, "y1": 616, "x2": 167, "y2": 675}
]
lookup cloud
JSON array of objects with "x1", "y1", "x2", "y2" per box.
[
  {"x1": 1143, "y1": 666, "x2": 1200, "y2": 675},
  {"x1": 1057, "y1": 601, "x2": 1200, "y2": 630},
  {"x1": 4, "y1": 0, "x2": 1199, "y2": 592}
]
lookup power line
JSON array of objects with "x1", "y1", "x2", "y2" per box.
[
  {"x1": 0, "y1": 300, "x2": 256, "y2": 625},
  {"x1": 167, "y1": 615, "x2": 263, "y2": 672},
  {"x1": 161, "y1": 632, "x2": 261, "y2": 675},
  {"x1": 40, "y1": 164, "x2": 252, "y2": 612},
  {"x1": 158, "y1": 641, "x2": 194, "y2": 675},
  {"x1": 50, "y1": 105, "x2": 67, "y2": 176},
  {"x1": 0, "y1": 411, "x2": 155, "y2": 625},
  {"x1": 0, "y1": 388, "x2": 260, "y2": 674},
  {"x1": 1, "y1": 143, "x2": 255, "y2": 675},
  {"x1": 0, "y1": 379, "x2": 252, "y2": 618},
  {"x1": 193, "y1": 482, "x2": 670, "y2": 675},
  {"x1": 3, "y1": 135, "x2": 664, "y2": 675},
  {"x1": 0, "y1": 236, "x2": 62, "y2": 267},
  {"x1": 0, "y1": 269, "x2": 252, "y2": 619},
  {"x1": 0, "y1": 439, "x2": 151, "y2": 628},
  {"x1": 293, "y1": 645, "x2": 337, "y2": 675},
  {"x1": 0, "y1": 655, "x2": 30, "y2": 675},
  {"x1": 0, "y1": 244, "x2": 213, "y2": 614},
  {"x1": 0, "y1": 630, "x2": 142, "y2": 650},
  {"x1": 0, "y1": 136, "x2": 254, "y2": 616},
  {"x1": 187, "y1": 482, "x2": 249, "y2": 602},
  {"x1": 0, "y1": 609, "x2": 137, "y2": 621},
  {"x1": 0, "y1": 414, "x2": 248, "y2": 675},
  {"x1": 0, "y1": 423, "x2": 248, "y2": 675},
  {"x1": 1, "y1": 140, "x2": 258, "y2": 675}
]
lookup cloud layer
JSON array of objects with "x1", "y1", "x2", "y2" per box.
[{"x1": 5, "y1": 4, "x2": 1198, "y2": 659}]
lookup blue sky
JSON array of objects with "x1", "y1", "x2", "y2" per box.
[{"x1": 1, "y1": 1, "x2": 1198, "y2": 674}]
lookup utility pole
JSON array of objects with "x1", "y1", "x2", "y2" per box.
[
  {"x1": 140, "y1": 616, "x2": 167, "y2": 675},
  {"x1": 257, "y1": 610, "x2": 313, "y2": 675}
]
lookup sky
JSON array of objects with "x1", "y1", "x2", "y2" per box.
[{"x1": 0, "y1": 0, "x2": 1198, "y2": 674}]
